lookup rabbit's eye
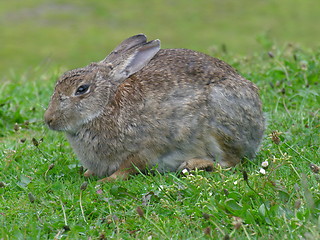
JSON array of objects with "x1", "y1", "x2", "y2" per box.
[{"x1": 75, "y1": 84, "x2": 90, "y2": 95}]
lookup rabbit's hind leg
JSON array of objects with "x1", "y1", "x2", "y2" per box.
[{"x1": 177, "y1": 158, "x2": 215, "y2": 172}]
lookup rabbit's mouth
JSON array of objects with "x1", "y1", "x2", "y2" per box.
[
  {"x1": 45, "y1": 120, "x2": 81, "y2": 134},
  {"x1": 44, "y1": 109, "x2": 102, "y2": 134},
  {"x1": 44, "y1": 111, "x2": 75, "y2": 133},
  {"x1": 44, "y1": 117, "x2": 67, "y2": 132}
]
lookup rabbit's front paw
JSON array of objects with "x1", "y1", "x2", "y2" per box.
[
  {"x1": 178, "y1": 158, "x2": 215, "y2": 172},
  {"x1": 97, "y1": 176, "x2": 118, "y2": 182},
  {"x1": 98, "y1": 155, "x2": 148, "y2": 182},
  {"x1": 83, "y1": 169, "x2": 95, "y2": 177},
  {"x1": 97, "y1": 169, "x2": 131, "y2": 182}
]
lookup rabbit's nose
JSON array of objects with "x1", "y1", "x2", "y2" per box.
[
  {"x1": 45, "y1": 118, "x2": 53, "y2": 127},
  {"x1": 44, "y1": 111, "x2": 54, "y2": 127}
]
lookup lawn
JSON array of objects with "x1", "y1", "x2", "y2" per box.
[
  {"x1": 1, "y1": 1, "x2": 320, "y2": 239},
  {"x1": 1, "y1": 0, "x2": 320, "y2": 76}
]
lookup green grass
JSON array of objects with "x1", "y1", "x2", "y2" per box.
[
  {"x1": 0, "y1": 43, "x2": 319, "y2": 239},
  {"x1": 1, "y1": 0, "x2": 320, "y2": 239},
  {"x1": 1, "y1": 0, "x2": 320, "y2": 77}
]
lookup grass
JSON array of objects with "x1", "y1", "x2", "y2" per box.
[
  {"x1": 1, "y1": 0, "x2": 320, "y2": 77},
  {"x1": 1, "y1": 0, "x2": 320, "y2": 239},
  {"x1": 0, "y1": 42, "x2": 319, "y2": 239}
]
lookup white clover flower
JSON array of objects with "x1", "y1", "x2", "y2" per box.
[
  {"x1": 182, "y1": 169, "x2": 189, "y2": 174},
  {"x1": 259, "y1": 168, "x2": 266, "y2": 175},
  {"x1": 261, "y1": 160, "x2": 269, "y2": 168}
]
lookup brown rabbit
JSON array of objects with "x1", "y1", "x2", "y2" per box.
[{"x1": 44, "y1": 34, "x2": 265, "y2": 181}]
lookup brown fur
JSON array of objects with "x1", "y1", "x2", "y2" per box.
[{"x1": 44, "y1": 34, "x2": 265, "y2": 181}]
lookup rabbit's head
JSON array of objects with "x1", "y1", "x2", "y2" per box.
[{"x1": 44, "y1": 34, "x2": 160, "y2": 133}]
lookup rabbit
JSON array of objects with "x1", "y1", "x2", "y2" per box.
[{"x1": 44, "y1": 34, "x2": 265, "y2": 182}]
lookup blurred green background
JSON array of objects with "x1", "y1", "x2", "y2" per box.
[{"x1": 1, "y1": 0, "x2": 319, "y2": 78}]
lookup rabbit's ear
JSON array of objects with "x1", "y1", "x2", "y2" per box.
[
  {"x1": 102, "y1": 34, "x2": 147, "y2": 63},
  {"x1": 111, "y1": 39, "x2": 161, "y2": 80}
]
